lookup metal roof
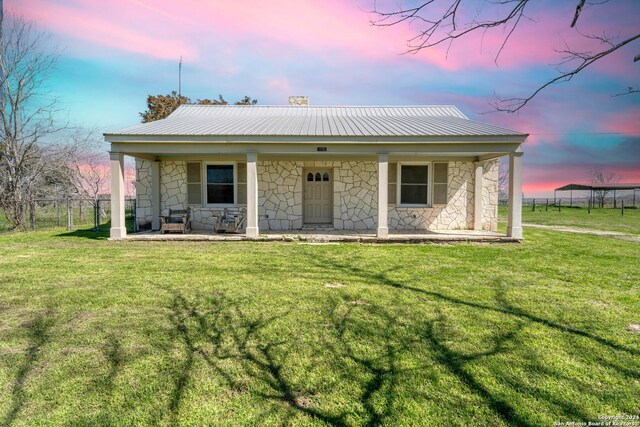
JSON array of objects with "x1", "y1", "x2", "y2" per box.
[
  {"x1": 556, "y1": 183, "x2": 640, "y2": 191},
  {"x1": 106, "y1": 104, "x2": 527, "y2": 138}
]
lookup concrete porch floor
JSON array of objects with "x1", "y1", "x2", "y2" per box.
[{"x1": 118, "y1": 229, "x2": 520, "y2": 243}]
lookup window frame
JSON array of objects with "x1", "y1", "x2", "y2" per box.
[
  {"x1": 203, "y1": 161, "x2": 237, "y2": 207},
  {"x1": 396, "y1": 162, "x2": 433, "y2": 207}
]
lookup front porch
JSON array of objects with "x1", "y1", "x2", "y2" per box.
[
  {"x1": 120, "y1": 228, "x2": 519, "y2": 243},
  {"x1": 108, "y1": 151, "x2": 524, "y2": 241}
]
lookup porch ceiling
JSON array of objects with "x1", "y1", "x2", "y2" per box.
[{"x1": 111, "y1": 141, "x2": 521, "y2": 161}]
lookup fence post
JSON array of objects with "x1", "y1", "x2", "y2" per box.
[
  {"x1": 546, "y1": 198, "x2": 548, "y2": 211},
  {"x1": 94, "y1": 200, "x2": 100, "y2": 232},
  {"x1": 57, "y1": 201, "x2": 61, "y2": 227},
  {"x1": 532, "y1": 198, "x2": 536, "y2": 212},
  {"x1": 558, "y1": 199, "x2": 561, "y2": 212},
  {"x1": 622, "y1": 200, "x2": 624, "y2": 216},
  {"x1": 67, "y1": 198, "x2": 73, "y2": 230},
  {"x1": 30, "y1": 201, "x2": 36, "y2": 230},
  {"x1": 131, "y1": 199, "x2": 137, "y2": 233},
  {"x1": 588, "y1": 197, "x2": 591, "y2": 214}
]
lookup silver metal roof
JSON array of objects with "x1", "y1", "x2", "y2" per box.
[{"x1": 106, "y1": 105, "x2": 526, "y2": 138}]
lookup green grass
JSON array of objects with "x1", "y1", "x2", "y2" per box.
[
  {"x1": 499, "y1": 205, "x2": 640, "y2": 234},
  {"x1": 0, "y1": 227, "x2": 638, "y2": 426}
]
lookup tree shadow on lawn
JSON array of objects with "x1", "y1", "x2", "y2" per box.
[
  {"x1": 303, "y1": 252, "x2": 638, "y2": 424},
  {"x1": 1, "y1": 310, "x2": 55, "y2": 427},
  {"x1": 158, "y1": 288, "x2": 556, "y2": 426},
  {"x1": 162, "y1": 291, "x2": 348, "y2": 426}
]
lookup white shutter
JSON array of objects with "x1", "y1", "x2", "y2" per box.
[
  {"x1": 186, "y1": 162, "x2": 202, "y2": 205},
  {"x1": 433, "y1": 162, "x2": 448, "y2": 205}
]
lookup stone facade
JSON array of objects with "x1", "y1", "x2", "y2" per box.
[
  {"x1": 481, "y1": 159, "x2": 499, "y2": 231},
  {"x1": 135, "y1": 159, "x2": 153, "y2": 229},
  {"x1": 135, "y1": 158, "x2": 499, "y2": 232}
]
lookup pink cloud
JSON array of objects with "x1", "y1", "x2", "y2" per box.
[
  {"x1": 599, "y1": 108, "x2": 640, "y2": 135},
  {"x1": 9, "y1": 0, "x2": 198, "y2": 60},
  {"x1": 523, "y1": 163, "x2": 640, "y2": 197},
  {"x1": 8, "y1": 0, "x2": 638, "y2": 74}
]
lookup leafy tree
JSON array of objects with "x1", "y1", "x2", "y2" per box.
[
  {"x1": 140, "y1": 93, "x2": 258, "y2": 123},
  {"x1": 140, "y1": 91, "x2": 190, "y2": 123}
]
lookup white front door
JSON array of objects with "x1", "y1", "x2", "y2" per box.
[{"x1": 304, "y1": 169, "x2": 333, "y2": 224}]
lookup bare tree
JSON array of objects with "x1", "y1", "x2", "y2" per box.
[
  {"x1": 0, "y1": 14, "x2": 76, "y2": 228},
  {"x1": 588, "y1": 167, "x2": 619, "y2": 207},
  {"x1": 371, "y1": 0, "x2": 639, "y2": 112},
  {"x1": 69, "y1": 131, "x2": 110, "y2": 206}
]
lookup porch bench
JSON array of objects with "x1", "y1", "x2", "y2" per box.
[{"x1": 160, "y1": 208, "x2": 191, "y2": 234}]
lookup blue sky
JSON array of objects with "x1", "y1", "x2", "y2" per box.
[{"x1": 9, "y1": 0, "x2": 640, "y2": 195}]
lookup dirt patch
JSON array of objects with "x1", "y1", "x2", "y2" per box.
[
  {"x1": 525, "y1": 223, "x2": 639, "y2": 243},
  {"x1": 351, "y1": 300, "x2": 370, "y2": 306},
  {"x1": 293, "y1": 396, "x2": 312, "y2": 408},
  {"x1": 324, "y1": 283, "x2": 346, "y2": 288},
  {"x1": 625, "y1": 324, "x2": 640, "y2": 334}
]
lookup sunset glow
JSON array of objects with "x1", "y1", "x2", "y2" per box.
[{"x1": 8, "y1": 0, "x2": 639, "y2": 196}]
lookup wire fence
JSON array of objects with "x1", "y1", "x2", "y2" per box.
[
  {"x1": 0, "y1": 198, "x2": 136, "y2": 233},
  {"x1": 499, "y1": 194, "x2": 638, "y2": 209}
]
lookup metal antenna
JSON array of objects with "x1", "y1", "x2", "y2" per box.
[{"x1": 178, "y1": 56, "x2": 182, "y2": 97}]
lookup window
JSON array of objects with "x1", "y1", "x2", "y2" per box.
[
  {"x1": 206, "y1": 164, "x2": 235, "y2": 205},
  {"x1": 433, "y1": 163, "x2": 448, "y2": 205},
  {"x1": 307, "y1": 172, "x2": 314, "y2": 181},
  {"x1": 186, "y1": 162, "x2": 202, "y2": 205},
  {"x1": 399, "y1": 164, "x2": 429, "y2": 206},
  {"x1": 322, "y1": 172, "x2": 330, "y2": 181}
]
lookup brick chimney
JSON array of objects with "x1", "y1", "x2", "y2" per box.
[{"x1": 288, "y1": 96, "x2": 309, "y2": 106}]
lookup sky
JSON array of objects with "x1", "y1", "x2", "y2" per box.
[{"x1": 7, "y1": 0, "x2": 640, "y2": 197}]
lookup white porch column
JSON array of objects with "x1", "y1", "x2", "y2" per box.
[
  {"x1": 507, "y1": 151, "x2": 523, "y2": 239},
  {"x1": 377, "y1": 153, "x2": 389, "y2": 238},
  {"x1": 151, "y1": 160, "x2": 160, "y2": 231},
  {"x1": 473, "y1": 161, "x2": 483, "y2": 231},
  {"x1": 246, "y1": 152, "x2": 259, "y2": 238},
  {"x1": 109, "y1": 152, "x2": 126, "y2": 239}
]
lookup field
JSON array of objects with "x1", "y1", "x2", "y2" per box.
[
  {"x1": 0, "y1": 211, "x2": 638, "y2": 426},
  {"x1": 513, "y1": 205, "x2": 640, "y2": 234}
]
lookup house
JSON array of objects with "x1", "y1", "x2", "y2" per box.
[{"x1": 104, "y1": 98, "x2": 527, "y2": 239}]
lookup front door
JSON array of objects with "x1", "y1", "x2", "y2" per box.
[{"x1": 304, "y1": 169, "x2": 333, "y2": 224}]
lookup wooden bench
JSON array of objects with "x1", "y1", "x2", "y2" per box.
[{"x1": 160, "y1": 208, "x2": 191, "y2": 234}]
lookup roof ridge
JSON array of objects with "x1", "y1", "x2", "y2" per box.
[{"x1": 176, "y1": 104, "x2": 462, "y2": 108}]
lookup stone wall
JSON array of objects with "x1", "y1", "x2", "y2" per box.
[
  {"x1": 258, "y1": 161, "x2": 303, "y2": 230},
  {"x1": 134, "y1": 158, "x2": 499, "y2": 232},
  {"x1": 389, "y1": 161, "x2": 475, "y2": 231},
  {"x1": 481, "y1": 159, "x2": 499, "y2": 231},
  {"x1": 135, "y1": 159, "x2": 153, "y2": 229},
  {"x1": 160, "y1": 161, "x2": 187, "y2": 212}
]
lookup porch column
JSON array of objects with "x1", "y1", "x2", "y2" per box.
[
  {"x1": 246, "y1": 152, "x2": 259, "y2": 238},
  {"x1": 109, "y1": 152, "x2": 126, "y2": 239},
  {"x1": 507, "y1": 150, "x2": 523, "y2": 239},
  {"x1": 151, "y1": 160, "x2": 160, "y2": 231},
  {"x1": 377, "y1": 153, "x2": 389, "y2": 238},
  {"x1": 473, "y1": 161, "x2": 483, "y2": 231}
]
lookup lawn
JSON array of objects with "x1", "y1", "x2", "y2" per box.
[
  {"x1": 0, "y1": 227, "x2": 638, "y2": 426},
  {"x1": 503, "y1": 205, "x2": 640, "y2": 234}
]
